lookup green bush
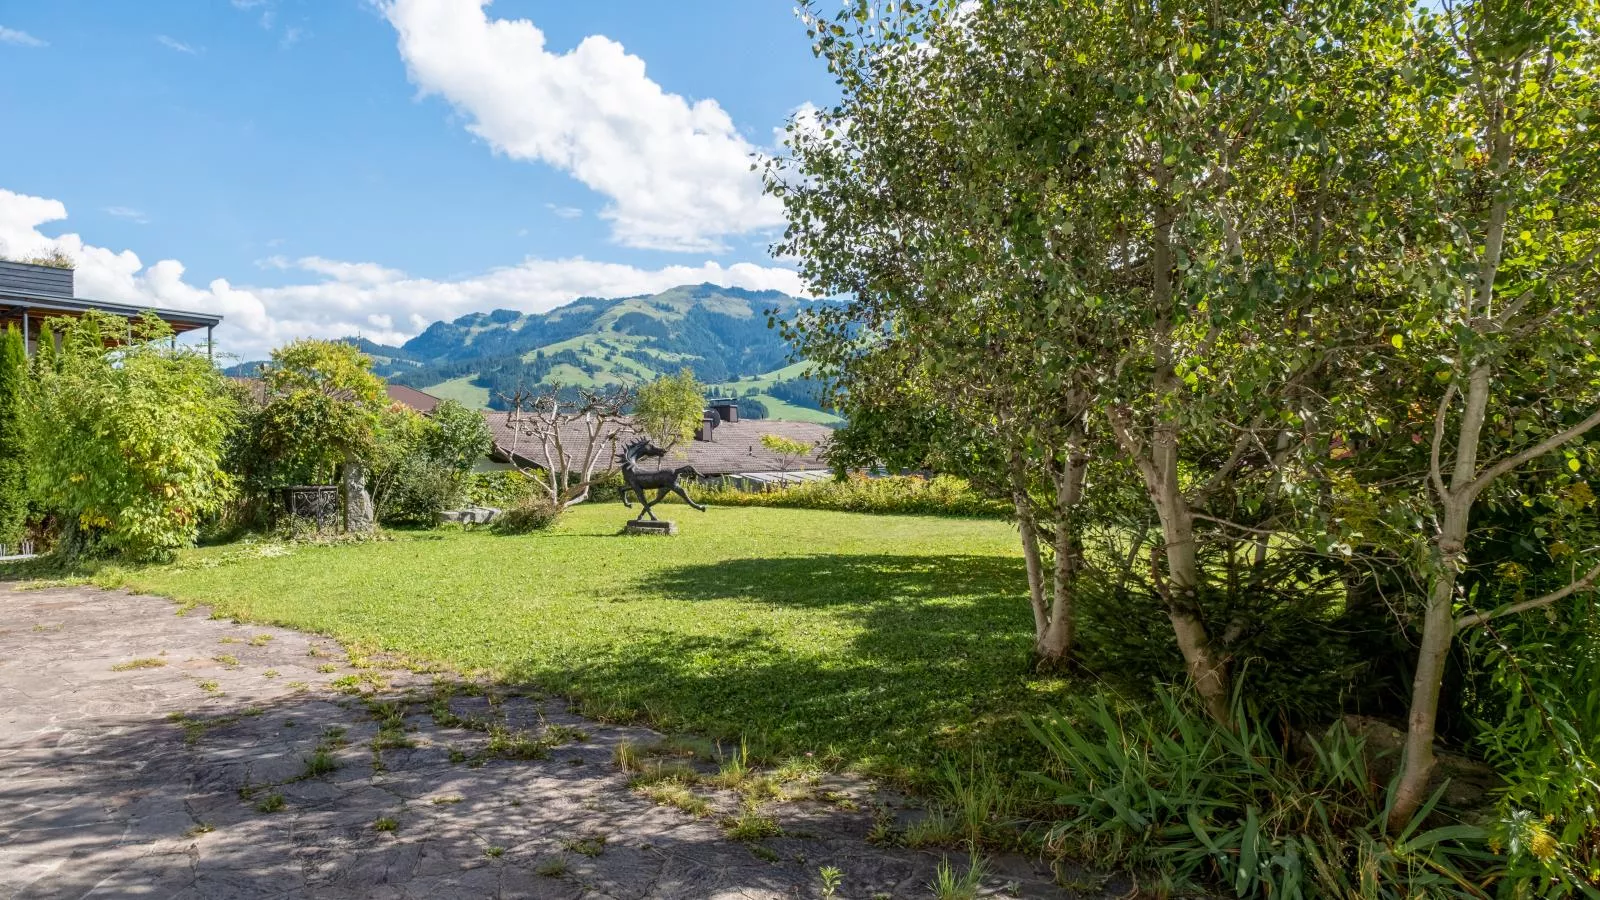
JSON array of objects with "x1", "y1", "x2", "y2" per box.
[
  {"x1": 493, "y1": 496, "x2": 562, "y2": 534},
  {"x1": 1464, "y1": 594, "x2": 1600, "y2": 894},
  {"x1": 1030, "y1": 688, "x2": 1487, "y2": 898},
  {"x1": 29, "y1": 312, "x2": 238, "y2": 561},
  {"x1": 0, "y1": 326, "x2": 27, "y2": 543},
  {"x1": 585, "y1": 470, "x2": 626, "y2": 504},
  {"x1": 465, "y1": 470, "x2": 535, "y2": 508},
  {"x1": 695, "y1": 473, "x2": 1006, "y2": 518},
  {"x1": 380, "y1": 458, "x2": 462, "y2": 527}
]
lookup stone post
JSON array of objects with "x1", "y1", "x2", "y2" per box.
[{"x1": 342, "y1": 461, "x2": 375, "y2": 534}]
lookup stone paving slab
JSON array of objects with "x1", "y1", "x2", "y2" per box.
[{"x1": 0, "y1": 587, "x2": 1104, "y2": 899}]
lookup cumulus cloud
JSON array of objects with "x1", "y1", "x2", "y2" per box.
[
  {"x1": 0, "y1": 26, "x2": 46, "y2": 47},
  {"x1": 0, "y1": 188, "x2": 805, "y2": 362},
  {"x1": 380, "y1": 0, "x2": 785, "y2": 253}
]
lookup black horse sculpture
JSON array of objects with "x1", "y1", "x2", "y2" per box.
[{"x1": 619, "y1": 438, "x2": 706, "y2": 521}]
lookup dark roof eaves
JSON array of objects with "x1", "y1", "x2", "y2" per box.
[{"x1": 0, "y1": 290, "x2": 225, "y2": 327}]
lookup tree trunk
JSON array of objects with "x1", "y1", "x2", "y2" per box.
[
  {"x1": 342, "y1": 460, "x2": 375, "y2": 534},
  {"x1": 1009, "y1": 447, "x2": 1049, "y2": 642},
  {"x1": 1388, "y1": 510, "x2": 1465, "y2": 833},
  {"x1": 1156, "y1": 492, "x2": 1232, "y2": 725},
  {"x1": 1391, "y1": 365, "x2": 1490, "y2": 830},
  {"x1": 1389, "y1": 94, "x2": 1514, "y2": 828},
  {"x1": 1038, "y1": 446, "x2": 1088, "y2": 664},
  {"x1": 1145, "y1": 183, "x2": 1231, "y2": 725}
]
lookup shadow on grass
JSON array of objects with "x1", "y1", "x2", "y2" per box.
[{"x1": 496, "y1": 553, "x2": 1077, "y2": 780}]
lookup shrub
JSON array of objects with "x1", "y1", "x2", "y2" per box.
[
  {"x1": 29, "y1": 312, "x2": 238, "y2": 561},
  {"x1": 379, "y1": 458, "x2": 462, "y2": 526},
  {"x1": 465, "y1": 470, "x2": 535, "y2": 508},
  {"x1": 695, "y1": 473, "x2": 1006, "y2": 518},
  {"x1": 1463, "y1": 594, "x2": 1600, "y2": 894},
  {"x1": 585, "y1": 469, "x2": 626, "y2": 504},
  {"x1": 1029, "y1": 688, "x2": 1487, "y2": 898},
  {"x1": 493, "y1": 495, "x2": 562, "y2": 533},
  {"x1": 253, "y1": 340, "x2": 388, "y2": 485},
  {"x1": 424, "y1": 399, "x2": 492, "y2": 472},
  {"x1": 0, "y1": 326, "x2": 27, "y2": 543}
]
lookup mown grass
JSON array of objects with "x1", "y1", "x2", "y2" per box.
[{"x1": 103, "y1": 505, "x2": 1069, "y2": 782}]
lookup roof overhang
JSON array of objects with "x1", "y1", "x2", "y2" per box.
[{"x1": 0, "y1": 291, "x2": 223, "y2": 335}]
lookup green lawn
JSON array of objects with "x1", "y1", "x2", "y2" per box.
[
  {"x1": 420, "y1": 376, "x2": 491, "y2": 409},
  {"x1": 743, "y1": 393, "x2": 844, "y2": 425},
  {"x1": 116, "y1": 505, "x2": 1068, "y2": 781}
]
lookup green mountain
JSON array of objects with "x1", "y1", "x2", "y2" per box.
[{"x1": 370, "y1": 284, "x2": 837, "y2": 423}]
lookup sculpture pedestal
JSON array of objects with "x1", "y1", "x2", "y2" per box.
[{"x1": 624, "y1": 520, "x2": 677, "y2": 536}]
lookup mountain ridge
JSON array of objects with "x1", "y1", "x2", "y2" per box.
[{"x1": 233, "y1": 284, "x2": 835, "y2": 423}]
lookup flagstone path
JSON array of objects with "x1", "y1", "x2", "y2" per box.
[{"x1": 0, "y1": 587, "x2": 1103, "y2": 899}]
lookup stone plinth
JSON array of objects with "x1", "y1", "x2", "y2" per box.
[
  {"x1": 441, "y1": 506, "x2": 500, "y2": 525},
  {"x1": 623, "y1": 520, "x2": 677, "y2": 535}
]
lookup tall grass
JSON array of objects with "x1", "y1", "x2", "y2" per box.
[{"x1": 1029, "y1": 688, "x2": 1491, "y2": 898}]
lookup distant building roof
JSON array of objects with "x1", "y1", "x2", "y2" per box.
[
  {"x1": 385, "y1": 384, "x2": 441, "y2": 415},
  {"x1": 484, "y1": 411, "x2": 833, "y2": 477},
  {"x1": 228, "y1": 377, "x2": 443, "y2": 416}
]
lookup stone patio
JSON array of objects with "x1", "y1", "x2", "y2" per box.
[{"x1": 0, "y1": 587, "x2": 1100, "y2": 899}]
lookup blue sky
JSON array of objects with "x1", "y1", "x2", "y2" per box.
[{"x1": 0, "y1": 1, "x2": 831, "y2": 358}]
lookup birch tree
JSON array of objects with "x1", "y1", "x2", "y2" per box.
[{"x1": 1365, "y1": 0, "x2": 1600, "y2": 830}]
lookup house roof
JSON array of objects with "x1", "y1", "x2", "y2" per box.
[
  {"x1": 228, "y1": 377, "x2": 443, "y2": 417},
  {"x1": 0, "y1": 261, "x2": 222, "y2": 335},
  {"x1": 385, "y1": 384, "x2": 441, "y2": 415},
  {"x1": 484, "y1": 411, "x2": 833, "y2": 477}
]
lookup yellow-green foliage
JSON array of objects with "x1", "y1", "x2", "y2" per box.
[
  {"x1": 633, "y1": 368, "x2": 705, "y2": 449},
  {"x1": 29, "y1": 311, "x2": 238, "y2": 560},
  {"x1": 253, "y1": 339, "x2": 388, "y2": 485},
  {"x1": 698, "y1": 474, "x2": 1006, "y2": 519}
]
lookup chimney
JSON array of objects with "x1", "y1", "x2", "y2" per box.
[
  {"x1": 709, "y1": 399, "x2": 739, "y2": 423},
  {"x1": 0, "y1": 260, "x2": 74, "y2": 299},
  {"x1": 697, "y1": 411, "x2": 719, "y2": 442}
]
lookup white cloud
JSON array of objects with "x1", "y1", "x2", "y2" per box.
[
  {"x1": 105, "y1": 206, "x2": 150, "y2": 224},
  {"x1": 156, "y1": 34, "x2": 198, "y2": 54},
  {"x1": 267, "y1": 255, "x2": 405, "y2": 285},
  {"x1": 0, "y1": 26, "x2": 46, "y2": 47},
  {"x1": 380, "y1": 0, "x2": 785, "y2": 253},
  {"x1": 0, "y1": 188, "x2": 806, "y2": 362},
  {"x1": 545, "y1": 204, "x2": 582, "y2": 220}
]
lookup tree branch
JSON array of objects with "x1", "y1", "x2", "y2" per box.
[
  {"x1": 1456, "y1": 560, "x2": 1600, "y2": 631},
  {"x1": 1462, "y1": 403, "x2": 1600, "y2": 503}
]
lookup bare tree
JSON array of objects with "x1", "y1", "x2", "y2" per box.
[{"x1": 500, "y1": 385, "x2": 635, "y2": 508}]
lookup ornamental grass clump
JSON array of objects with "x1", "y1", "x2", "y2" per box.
[{"x1": 1029, "y1": 688, "x2": 1488, "y2": 898}]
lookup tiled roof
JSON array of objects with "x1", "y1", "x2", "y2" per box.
[
  {"x1": 229, "y1": 377, "x2": 442, "y2": 416},
  {"x1": 385, "y1": 384, "x2": 441, "y2": 415},
  {"x1": 484, "y1": 412, "x2": 833, "y2": 477}
]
